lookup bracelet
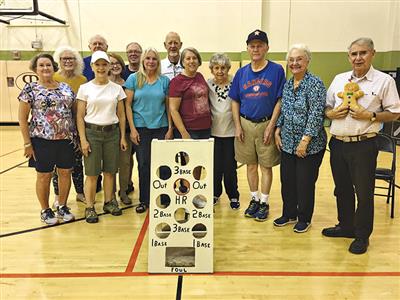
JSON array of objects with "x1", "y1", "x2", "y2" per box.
[
  {"x1": 301, "y1": 136, "x2": 311, "y2": 143},
  {"x1": 24, "y1": 143, "x2": 32, "y2": 148}
]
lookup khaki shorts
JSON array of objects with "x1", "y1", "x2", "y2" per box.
[
  {"x1": 234, "y1": 117, "x2": 280, "y2": 167},
  {"x1": 83, "y1": 126, "x2": 120, "y2": 176}
]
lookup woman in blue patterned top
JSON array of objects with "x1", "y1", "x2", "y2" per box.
[{"x1": 274, "y1": 44, "x2": 327, "y2": 233}]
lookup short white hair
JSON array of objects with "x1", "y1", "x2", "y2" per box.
[
  {"x1": 286, "y1": 43, "x2": 311, "y2": 62},
  {"x1": 53, "y1": 45, "x2": 84, "y2": 76},
  {"x1": 88, "y1": 34, "x2": 108, "y2": 46}
]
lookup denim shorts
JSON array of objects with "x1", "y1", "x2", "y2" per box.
[{"x1": 83, "y1": 126, "x2": 120, "y2": 176}]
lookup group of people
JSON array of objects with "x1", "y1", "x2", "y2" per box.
[{"x1": 18, "y1": 29, "x2": 400, "y2": 255}]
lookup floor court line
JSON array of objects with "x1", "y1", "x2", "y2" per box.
[
  {"x1": 0, "y1": 148, "x2": 22, "y2": 158},
  {"x1": 125, "y1": 213, "x2": 149, "y2": 273},
  {"x1": 1, "y1": 271, "x2": 399, "y2": 279},
  {"x1": 176, "y1": 275, "x2": 183, "y2": 300},
  {"x1": 0, "y1": 205, "x2": 135, "y2": 238},
  {"x1": 0, "y1": 160, "x2": 27, "y2": 175}
]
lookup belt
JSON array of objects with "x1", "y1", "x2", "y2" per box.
[
  {"x1": 332, "y1": 133, "x2": 377, "y2": 143},
  {"x1": 240, "y1": 113, "x2": 270, "y2": 123},
  {"x1": 85, "y1": 123, "x2": 119, "y2": 132}
]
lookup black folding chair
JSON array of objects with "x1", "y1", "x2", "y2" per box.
[{"x1": 374, "y1": 133, "x2": 397, "y2": 218}]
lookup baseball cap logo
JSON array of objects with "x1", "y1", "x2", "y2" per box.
[{"x1": 246, "y1": 29, "x2": 268, "y2": 45}]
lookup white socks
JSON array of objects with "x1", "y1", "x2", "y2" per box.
[
  {"x1": 250, "y1": 191, "x2": 259, "y2": 201},
  {"x1": 260, "y1": 193, "x2": 269, "y2": 204},
  {"x1": 250, "y1": 192, "x2": 270, "y2": 204}
]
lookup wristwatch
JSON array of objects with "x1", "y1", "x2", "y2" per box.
[{"x1": 370, "y1": 112, "x2": 377, "y2": 122}]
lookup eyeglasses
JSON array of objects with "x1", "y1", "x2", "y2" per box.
[
  {"x1": 127, "y1": 50, "x2": 142, "y2": 54},
  {"x1": 91, "y1": 42, "x2": 105, "y2": 47},
  {"x1": 60, "y1": 57, "x2": 76, "y2": 62},
  {"x1": 288, "y1": 57, "x2": 306, "y2": 64},
  {"x1": 349, "y1": 50, "x2": 371, "y2": 59},
  {"x1": 111, "y1": 62, "x2": 122, "y2": 67}
]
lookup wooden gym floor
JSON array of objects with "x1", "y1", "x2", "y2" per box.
[{"x1": 1, "y1": 126, "x2": 399, "y2": 299}]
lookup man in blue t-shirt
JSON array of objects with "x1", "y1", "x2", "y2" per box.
[
  {"x1": 229, "y1": 29, "x2": 286, "y2": 221},
  {"x1": 82, "y1": 34, "x2": 108, "y2": 81}
]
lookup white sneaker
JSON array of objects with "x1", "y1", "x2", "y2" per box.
[
  {"x1": 52, "y1": 195, "x2": 59, "y2": 210},
  {"x1": 41, "y1": 208, "x2": 59, "y2": 225},
  {"x1": 57, "y1": 205, "x2": 75, "y2": 222}
]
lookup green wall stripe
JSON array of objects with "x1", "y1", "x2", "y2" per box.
[{"x1": 1, "y1": 50, "x2": 398, "y2": 87}]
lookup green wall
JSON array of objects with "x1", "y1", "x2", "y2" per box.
[{"x1": 0, "y1": 50, "x2": 398, "y2": 87}]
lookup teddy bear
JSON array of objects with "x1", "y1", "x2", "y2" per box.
[{"x1": 336, "y1": 82, "x2": 364, "y2": 111}]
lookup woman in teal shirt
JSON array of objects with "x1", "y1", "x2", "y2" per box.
[{"x1": 124, "y1": 48, "x2": 173, "y2": 213}]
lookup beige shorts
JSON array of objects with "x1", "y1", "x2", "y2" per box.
[{"x1": 234, "y1": 117, "x2": 280, "y2": 168}]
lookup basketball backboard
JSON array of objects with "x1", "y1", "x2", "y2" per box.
[
  {"x1": 0, "y1": 0, "x2": 35, "y2": 15},
  {"x1": 0, "y1": 0, "x2": 65, "y2": 25}
]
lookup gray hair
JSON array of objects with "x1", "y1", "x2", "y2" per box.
[
  {"x1": 88, "y1": 34, "x2": 108, "y2": 46},
  {"x1": 126, "y1": 42, "x2": 142, "y2": 51},
  {"x1": 209, "y1": 53, "x2": 231, "y2": 70},
  {"x1": 286, "y1": 43, "x2": 311, "y2": 62},
  {"x1": 165, "y1": 31, "x2": 182, "y2": 43},
  {"x1": 53, "y1": 45, "x2": 84, "y2": 76},
  {"x1": 348, "y1": 37, "x2": 374, "y2": 51}
]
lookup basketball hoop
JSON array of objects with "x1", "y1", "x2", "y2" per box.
[{"x1": 0, "y1": 0, "x2": 65, "y2": 25}]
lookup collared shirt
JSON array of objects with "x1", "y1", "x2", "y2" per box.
[
  {"x1": 277, "y1": 72, "x2": 327, "y2": 155},
  {"x1": 161, "y1": 58, "x2": 183, "y2": 80},
  {"x1": 326, "y1": 66, "x2": 400, "y2": 136}
]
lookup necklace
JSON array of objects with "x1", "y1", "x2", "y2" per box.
[{"x1": 212, "y1": 81, "x2": 231, "y2": 102}]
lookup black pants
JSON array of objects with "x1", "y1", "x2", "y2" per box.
[
  {"x1": 280, "y1": 149, "x2": 325, "y2": 223},
  {"x1": 136, "y1": 127, "x2": 167, "y2": 206},
  {"x1": 213, "y1": 136, "x2": 239, "y2": 199},
  {"x1": 53, "y1": 149, "x2": 84, "y2": 195},
  {"x1": 329, "y1": 137, "x2": 378, "y2": 239}
]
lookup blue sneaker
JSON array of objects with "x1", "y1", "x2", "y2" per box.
[
  {"x1": 254, "y1": 203, "x2": 269, "y2": 222},
  {"x1": 273, "y1": 216, "x2": 297, "y2": 227},
  {"x1": 293, "y1": 221, "x2": 311, "y2": 233},
  {"x1": 244, "y1": 198, "x2": 260, "y2": 218}
]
